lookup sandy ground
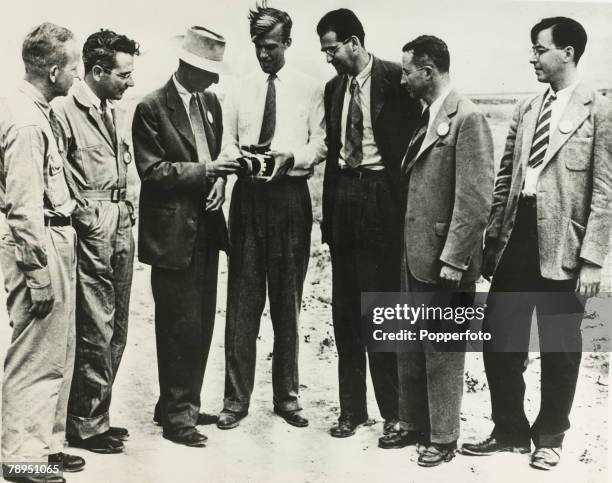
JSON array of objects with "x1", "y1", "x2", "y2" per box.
[
  {"x1": 1, "y1": 224, "x2": 608, "y2": 483},
  {"x1": 0, "y1": 101, "x2": 610, "y2": 482}
]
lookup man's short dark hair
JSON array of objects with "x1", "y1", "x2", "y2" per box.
[
  {"x1": 316, "y1": 8, "x2": 365, "y2": 46},
  {"x1": 22, "y1": 22, "x2": 75, "y2": 76},
  {"x1": 83, "y1": 29, "x2": 140, "y2": 74},
  {"x1": 402, "y1": 35, "x2": 450, "y2": 74},
  {"x1": 530, "y1": 16, "x2": 587, "y2": 64},
  {"x1": 248, "y1": 2, "x2": 292, "y2": 42}
]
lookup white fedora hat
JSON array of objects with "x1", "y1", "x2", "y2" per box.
[{"x1": 171, "y1": 26, "x2": 228, "y2": 74}]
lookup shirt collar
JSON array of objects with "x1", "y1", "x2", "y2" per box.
[
  {"x1": 19, "y1": 80, "x2": 51, "y2": 116},
  {"x1": 350, "y1": 54, "x2": 373, "y2": 89},
  {"x1": 548, "y1": 77, "x2": 580, "y2": 103},
  {"x1": 427, "y1": 83, "x2": 454, "y2": 120},
  {"x1": 81, "y1": 80, "x2": 107, "y2": 111},
  {"x1": 173, "y1": 74, "x2": 194, "y2": 108}
]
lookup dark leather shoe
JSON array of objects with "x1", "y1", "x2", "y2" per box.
[
  {"x1": 382, "y1": 419, "x2": 399, "y2": 435},
  {"x1": 48, "y1": 452, "x2": 85, "y2": 472},
  {"x1": 329, "y1": 417, "x2": 367, "y2": 438},
  {"x1": 217, "y1": 410, "x2": 248, "y2": 430},
  {"x1": 273, "y1": 408, "x2": 309, "y2": 428},
  {"x1": 530, "y1": 447, "x2": 561, "y2": 470},
  {"x1": 418, "y1": 442, "x2": 457, "y2": 467},
  {"x1": 3, "y1": 473, "x2": 65, "y2": 483},
  {"x1": 197, "y1": 412, "x2": 219, "y2": 425},
  {"x1": 107, "y1": 426, "x2": 129, "y2": 441},
  {"x1": 378, "y1": 429, "x2": 419, "y2": 449},
  {"x1": 461, "y1": 436, "x2": 531, "y2": 456},
  {"x1": 2, "y1": 465, "x2": 66, "y2": 483},
  {"x1": 67, "y1": 432, "x2": 124, "y2": 454},
  {"x1": 163, "y1": 429, "x2": 207, "y2": 447}
]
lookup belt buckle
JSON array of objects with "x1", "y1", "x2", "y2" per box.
[{"x1": 110, "y1": 188, "x2": 124, "y2": 203}]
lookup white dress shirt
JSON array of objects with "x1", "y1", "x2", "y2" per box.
[
  {"x1": 221, "y1": 65, "x2": 327, "y2": 177},
  {"x1": 339, "y1": 55, "x2": 383, "y2": 170},
  {"x1": 523, "y1": 79, "x2": 580, "y2": 196},
  {"x1": 418, "y1": 83, "x2": 453, "y2": 158}
]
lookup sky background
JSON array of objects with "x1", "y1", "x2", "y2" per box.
[{"x1": 0, "y1": 0, "x2": 610, "y2": 96}]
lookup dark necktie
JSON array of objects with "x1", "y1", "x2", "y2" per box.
[
  {"x1": 48, "y1": 109, "x2": 86, "y2": 207},
  {"x1": 189, "y1": 93, "x2": 212, "y2": 164},
  {"x1": 528, "y1": 92, "x2": 557, "y2": 168},
  {"x1": 258, "y1": 74, "x2": 276, "y2": 145},
  {"x1": 344, "y1": 77, "x2": 364, "y2": 168},
  {"x1": 402, "y1": 106, "x2": 430, "y2": 172},
  {"x1": 100, "y1": 99, "x2": 116, "y2": 147}
]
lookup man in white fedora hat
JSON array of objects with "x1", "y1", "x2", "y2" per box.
[{"x1": 132, "y1": 25, "x2": 240, "y2": 447}]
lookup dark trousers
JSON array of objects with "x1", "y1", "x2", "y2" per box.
[
  {"x1": 329, "y1": 173, "x2": 399, "y2": 422},
  {"x1": 397, "y1": 268, "x2": 473, "y2": 443},
  {"x1": 151, "y1": 212, "x2": 219, "y2": 435},
  {"x1": 483, "y1": 197, "x2": 583, "y2": 447},
  {"x1": 223, "y1": 177, "x2": 312, "y2": 413}
]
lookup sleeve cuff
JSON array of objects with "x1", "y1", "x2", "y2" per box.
[{"x1": 23, "y1": 266, "x2": 51, "y2": 289}]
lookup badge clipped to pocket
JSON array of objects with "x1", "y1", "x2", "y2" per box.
[{"x1": 121, "y1": 139, "x2": 132, "y2": 164}]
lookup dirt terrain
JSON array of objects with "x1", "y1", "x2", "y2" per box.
[{"x1": 0, "y1": 100, "x2": 609, "y2": 482}]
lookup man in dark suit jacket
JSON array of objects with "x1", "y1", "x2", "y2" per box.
[
  {"x1": 132, "y1": 26, "x2": 240, "y2": 447},
  {"x1": 317, "y1": 8, "x2": 418, "y2": 439},
  {"x1": 378, "y1": 36, "x2": 494, "y2": 467},
  {"x1": 462, "y1": 17, "x2": 612, "y2": 470}
]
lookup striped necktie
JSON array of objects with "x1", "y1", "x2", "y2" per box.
[
  {"x1": 344, "y1": 77, "x2": 364, "y2": 168},
  {"x1": 403, "y1": 106, "x2": 430, "y2": 168},
  {"x1": 528, "y1": 92, "x2": 557, "y2": 168}
]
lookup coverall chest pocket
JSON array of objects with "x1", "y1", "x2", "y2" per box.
[{"x1": 75, "y1": 144, "x2": 115, "y2": 184}]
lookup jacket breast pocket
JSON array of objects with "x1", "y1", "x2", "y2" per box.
[{"x1": 564, "y1": 138, "x2": 592, "y2": 171}]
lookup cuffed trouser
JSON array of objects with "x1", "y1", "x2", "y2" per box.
[
  {"x1": 397, "y1": 264, "x2": 471, "y2": 444},
  {"x1": 223, "y1": 177, "x2": 311, "y2": 413},
  {"x1": 67, "y1": 200, "x2": 134, "y2": 439},
  {"x1": 0, "y1": 222, "x2": 76, "y2": 462},
  {"x1": 329, "y1": 173, "x2": 399, "y2": 422},
  {"x1": 483, "y1": 197, "x2": 583, "y2": 447},
  {"x1": 151, "y1": 211, "x2": 219, "y2": 436}
]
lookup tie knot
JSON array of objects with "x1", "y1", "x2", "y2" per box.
[
  {"x1": 349, "y1": 77, "x2": 359, "y2": 94},
  {"x1": 268, "y1": 74, "x2": 277, "y2": 83},
  {"x1": 547, "y1": 92, "x2": 557, "y2": 103}
]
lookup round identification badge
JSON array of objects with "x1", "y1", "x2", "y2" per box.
[
  {"x1": 559, "y1": 120, "x2": 572, "y2": 134},
  {"x1": 123, "y1": 150, "x2": 132, "y2": 164},
  {"x1": 437, "y1": 122, "x2": 450, "y2": 137},
  {"x1": 207, "y1": 111, "x2": 214, "y2": 124}
]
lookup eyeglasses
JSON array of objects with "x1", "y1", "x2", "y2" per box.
[
  {"x1": 99, "y1": 66, "x2": 134, "y2": 81},
  {"x1": 321, "y1": 38, "x2": 352, "y2": 59},
  {"x1": 530, "y1": 45, "x2": 563, "y2": 58},
  {"x1": 401, "y1": 66, "x2": 430, "y2": 78}
]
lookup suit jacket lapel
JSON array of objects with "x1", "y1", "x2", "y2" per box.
[
  {"x1": 519, "y1": 94, "x2": 543, "y2": 169},
  {"x1": 330, "y1": 75, "x2": 348, "y2": 147},
  {"x1": 539, "y1": 83, "x2": 591, "y2": 170},
  {"x1": 418, "y1": 89, "x2": 459, "y2": 159},
  {"x1": 165, "y1": 79, "x2": 196, "y2": 152},
  {"x1": 370, "y1": 56, "x2": 389, "y2": 125},
  {"x1": 73, "y1": 81, "x2": 115, "y2": 150},
  {"x1": 197, "y1": 92, "x2": 216, "y2": 156}
]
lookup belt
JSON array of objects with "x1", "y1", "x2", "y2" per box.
[
  {"x1": 519, "y1": 193, "x2": 537, "y2": 208},
  {"x1": 45, "y1": 216, "x2": 71, "y2": 227},
  {"x1": 339, "y1": 168, "x2": 386, "y2": 179},
  {"x1": 81, "y1": 188, "x2": 127, "y2": 203}
]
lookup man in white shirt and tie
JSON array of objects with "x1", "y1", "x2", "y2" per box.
[
  {"x1": 217, "y1": 4, "x2": 326, "y2": 430},
  {"x1": 462, "y1": 16, "x2": 612, "y2": 470}
]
